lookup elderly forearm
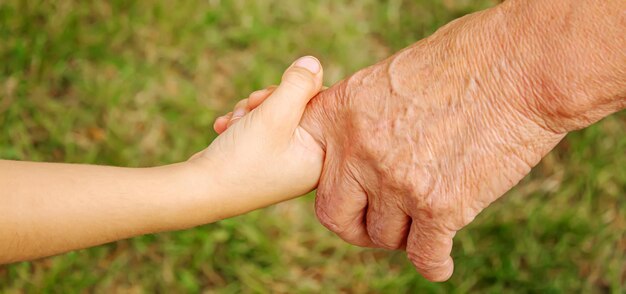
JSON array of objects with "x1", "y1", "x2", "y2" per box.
[
  {"x1": 494, "y1": 0, "x2": 626, "y2": 131},
  {"x1": 380, "y1": 0, "x2": 625, "y2": 133}
]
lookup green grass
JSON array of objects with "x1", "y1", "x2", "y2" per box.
[{"x1": 1, "y1": 0, "x2": 624, "y2": 292}]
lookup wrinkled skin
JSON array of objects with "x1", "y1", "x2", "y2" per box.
[{"x1": 300, "y1": 1, "x2": 625, "y2": 282}]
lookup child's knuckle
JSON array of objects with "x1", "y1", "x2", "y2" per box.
[{"x1": 283, "y1": 69, "x2": 315, "y2": 92}]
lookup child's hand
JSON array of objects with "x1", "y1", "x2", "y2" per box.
[
  {"x1": 212, "y1": 86, "x2": 277, "y2": 134},
  {"x1": 188, "y1": 56, "x2": 325, "y2": 219}
]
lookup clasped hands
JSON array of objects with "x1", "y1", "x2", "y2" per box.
[
  {"x1": 1, "y1": 1, "x2": 622, "y2": 275},
  {"x1": 209, "y1": 0, "x2": 626, "y2": 281},
  {"x1": 212, "y1": 29, "x2": 558, "y2": 283}
]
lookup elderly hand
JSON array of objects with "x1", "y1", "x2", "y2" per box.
[{"x1": 301, "y1": 0, "x2": 625, "y2": 282}]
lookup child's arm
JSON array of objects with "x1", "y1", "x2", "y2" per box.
[
  {"x1": 0, "y1": 161, "x2": 215, "y2": 263},
  {"x1": 0, "y1": 56, "x2": 324, "y2": 264}
]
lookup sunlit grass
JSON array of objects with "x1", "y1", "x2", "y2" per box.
[{"x1": 1, "y1": 0, "x2": 624, "y2": 292}]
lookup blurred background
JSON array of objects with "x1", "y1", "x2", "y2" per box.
[{"x1": 1, "y1": 0, "x2": 624, "y2": 292}]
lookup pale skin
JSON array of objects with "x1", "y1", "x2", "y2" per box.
[
  {"x1": 0, "y1": 56, "x2": 326, "y2": 264},
  {"x1": 220, "y1": 0, "x2": 624, "y2": 282}
]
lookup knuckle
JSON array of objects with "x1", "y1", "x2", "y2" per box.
[
  {"x1": 282, "y1": 68, "x2": 316, "y2": 93},
  {"x1": 254, "y1": 105, "x2": 283, "y2": 129},
  {"x1": 369, "y1": 233, "x2": 401, "y2": 250},
  {"x1": 406, "y1": 227, "x2": 454, "y2": 271},
  {"x1": 366, "y1": 217, "x2": 404, "y2": 250},
  {"x1": 407, "y1": 251, "x2": 431, "y2": 270},
  {"x1": 407, "y1": 250, "x2": 446, "y2": 272},
  {"x1": 314, "y1": 199, "x2": 340, "y2": 232},
  {"x1": 408, "y1": 253, "x2": 453, "y2": 282},
  {"x1": 400, "y1": 169, "x2": 436, "y2": 203}
]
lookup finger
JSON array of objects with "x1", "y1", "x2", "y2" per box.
[
  {"x1": 256, "y1": 56, "x2": 323, "y2": 130},
  {"x1": 227, "y1": 109, "x2": 245, "y2": 128},
  {"x1": 214, "y1": 112, "x2": 233, "y2": 134},
  {"x1": 248, "y1": 86, "x2": 277, "y2": 110},
  {"x1": 315, "y1": 158, "x2": 374, "y2": 247},
  {"x1": 406, "y1": 221, "x2": 455, "y2": 282},
  {"x1": 230, "y1": 98, "x2": 249, "y2": 120},
  {"x1": 226, "y1": 99, "x2": 250, "y2": 128},
  {"x1": 365, "y1": 201, "x2": 411, "y2": 250},
  {"x1": 213, "y1": 116, "x2": 229, "y2": 134}
]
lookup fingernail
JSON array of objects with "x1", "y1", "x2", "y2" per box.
[
  {"x1": 232, "y1": 108, "x2": 245, "y2": 119},
  {"x1": 294, "y1": 56, "x2": 320, "y2": 74}
]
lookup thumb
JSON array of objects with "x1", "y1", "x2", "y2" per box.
[{"x1": 256, "y1": 56, "x2": 323, "y2": 129}]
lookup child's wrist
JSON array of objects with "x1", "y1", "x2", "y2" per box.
[
  {"x1": 180, "y1": 154, "x2": 257, "y2": 222},
  {"x1": 184, "y1": 149, "x2": 304, "y2": 219},
  {"x1": 140, "y1": 161, "x2": 224, "y2": 231}
]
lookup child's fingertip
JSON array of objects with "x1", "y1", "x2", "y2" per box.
[
  {"x1": 232, "y1": 108, "x2": 246, "y2": 120},
  {"x1": 213, "y1": 115, "x2": 224, "y2": 125},
  {"x1": 233, "y1": 98, "x2": 249, "y2": 112},
  {"x1": 217, "y1": 112, "x2": 233, "y2": 131},
  {"x1": 213, "y1": 116, "x2": 228, "y2": 133},
  {"x1": 214, "y1": 126, "x2": 224, "y2": 134},
  {"x1": 249, "y1": 89, "x2": 268, "y2": 99}
]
